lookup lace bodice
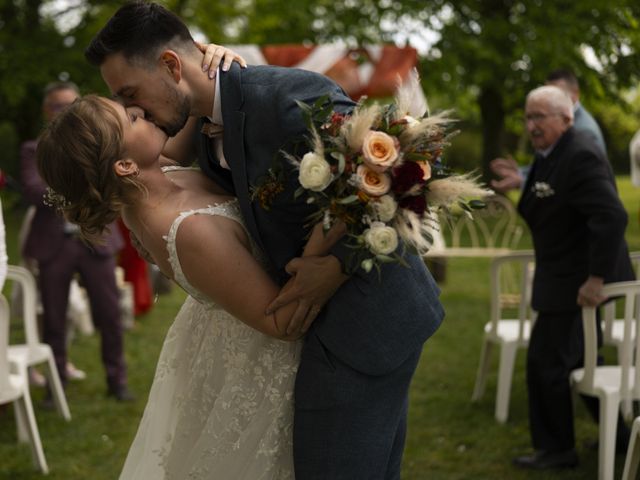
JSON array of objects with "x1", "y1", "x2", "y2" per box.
[
  {"x1": 164, "y1": 200, "x2": 248, "y2": 304},
  {"x1": 160, "y1": 166, "x2": 263, "y2": 304}
]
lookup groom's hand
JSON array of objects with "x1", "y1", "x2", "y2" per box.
[{"x1": 266, "y1": 255, "x2": 348, "y2": 335}]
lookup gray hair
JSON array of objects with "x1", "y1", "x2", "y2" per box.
[
  {"x1": 43, "y1": 81, "x2": 80, "y2": 97},
  {"x1": 526, "y1": 85, "x2": 574, "y2": 122}
]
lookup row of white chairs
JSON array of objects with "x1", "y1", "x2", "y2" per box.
[
  {"x1": 1, "y1": 265, "x2": 72, "y2": 474},
  {"x1": 472, "y1": 251, "x2": 640, "y2": 480}
]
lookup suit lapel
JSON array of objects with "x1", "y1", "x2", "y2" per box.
[
  {"x1": 219, "y1": 65, "x2": 268, "y2": 255},
  {"x1": 518, "y1": 129, "x2": 572, "y2": 219}
]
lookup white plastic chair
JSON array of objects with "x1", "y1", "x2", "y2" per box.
[
  {"x1": 471, "y1": 250, "x2": 536, "y2": 423},
  {"x1": 571, "y1": 280, "x2": 640, "y2": 480},
  {"x1": 602, "y1": 251, "x2": 640, "y2": 365},
  {"x1": 0, "y1": 294, "x2": 49, "y2": 474},
  {"x1": 622, "y1": 416, "x2": 640, "y2": 480},
  {"x1": 5, "y1": 264, "x2": 71, "y2": 422}
]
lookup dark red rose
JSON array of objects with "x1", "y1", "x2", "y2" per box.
[
  {"x1": 392, "y1": 161, "x2": 425, "y2": 193},
  {"x1": 399, "y1": 195, "x2": 427, "y2": 215},
  {"x1": 331, "y1": 112, "x2": 345, "y2": 125}
]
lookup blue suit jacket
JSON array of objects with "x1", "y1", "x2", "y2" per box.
[
  {"x1": 196, "y1": 64, "x2": 444, "y2": 374},
  {"x1": 573, "y1": 103, "x2": 606, "y2": 154}
]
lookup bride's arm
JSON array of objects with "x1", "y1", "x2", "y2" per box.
[{"x1": 174, "y1": 214, "x2": 303, "y2": 341}]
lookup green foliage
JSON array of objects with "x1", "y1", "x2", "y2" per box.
[
  {"x1": 419, "y1": 1, "x2": 640, "y2": 176},
  {"x1": 1, "y1": 0, "x2": 639, "y2": 185}
]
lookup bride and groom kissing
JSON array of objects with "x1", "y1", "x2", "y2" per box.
[{"x1": 38, "y1": 1, "x2": 445, "y2": 478}]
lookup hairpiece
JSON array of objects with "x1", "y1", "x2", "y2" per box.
[{"x1": 43, "y1": 186, "x2": 70, "y2": 212}]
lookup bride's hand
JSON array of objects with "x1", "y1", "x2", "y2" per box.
[
  {"x1": 302, "y1": 221, "x2": 347, "y2": 257},
  {"x1": 194, "y1": 41, "x2": 248, "y2": 79}
]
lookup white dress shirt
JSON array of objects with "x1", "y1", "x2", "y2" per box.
[{"x1": 208, "y1": 69, "x2": 230, "y2": 170}]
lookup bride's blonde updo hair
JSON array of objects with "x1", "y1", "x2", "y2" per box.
[{"x1": 37, "y1": 95, "x2": 144, "y2": 241}]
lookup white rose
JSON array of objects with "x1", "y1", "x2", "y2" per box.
[
  {"x1": 364, "y1": 222, "x2": 399, "y2": 255},
  {"x1": 299, "y1": 152, "x2": 332, "y2": 192},
  {"x1": 374, "y1": 195, "x2": 397, "y2": 222},
  {"x1": 356, "y1": 165, "x2": 391, "y2": 197}
]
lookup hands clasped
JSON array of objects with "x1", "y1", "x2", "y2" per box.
[{"x1": 266, "y1": 222, "x2": 348, "y2": 336}]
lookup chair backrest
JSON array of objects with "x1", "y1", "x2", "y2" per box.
[
  {"x1": 580, "y1": 281, "x2": 640, "y2": 406},
  {"x1": 602, "y1": 252, "x2": 640, "y2": 343},
  {"x1": 447, "y1": 195, "x2": 523, "y2": 251},
  {"x1": 5, "y1": 265, "x2": 40, "y2": 348},
  {"x1": 0, "y1": 294, "x2": 12, "y2": 392},
  {"x1": 489, "y1": 251, "x2": 535, "y2": 341}
]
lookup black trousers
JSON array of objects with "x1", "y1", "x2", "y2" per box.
[{"x1": 527, "y1": 309, "x2": 628, "y2": 451}]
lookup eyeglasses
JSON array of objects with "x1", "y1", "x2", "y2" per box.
[{"x1": 524, "y1": 112, "x2": 561, "y2": 123}]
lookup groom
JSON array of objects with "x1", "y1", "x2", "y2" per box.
[{"x1": 87, "y1": 2, "x2": 444, "y2": 478}]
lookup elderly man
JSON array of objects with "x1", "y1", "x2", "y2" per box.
[
  {"x1": 491, "y1": 69, "x2": 606, "y2": 193},
  {"x1": 513, "y1": 85, "x2": 633, "y2": 469}
]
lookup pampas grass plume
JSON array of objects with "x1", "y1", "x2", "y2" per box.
[
  {"x1": 428, "y1": 174, "x2": 493, "y2": 207},
  {"x1": 341, "y1": 103, "x2": 381, "y2": 153}
]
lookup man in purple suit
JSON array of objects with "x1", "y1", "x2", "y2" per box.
[{"x1": 21, "y1": 81, "x2": 133, "y2": 401}]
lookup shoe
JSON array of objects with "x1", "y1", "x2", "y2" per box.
[
  {"x1": 513, "y1": 449, "x2": 578, "y2": 470},
  {"x1": 107, "y1": 385, "x2": 136, "y2": 402},
  {"x1": 66, "y1": 362, "x2": 87, "y2": 381}
]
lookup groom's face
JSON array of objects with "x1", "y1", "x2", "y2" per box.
[{"x1": 100, "y1": 52, "x2": 190, "y2": 137}]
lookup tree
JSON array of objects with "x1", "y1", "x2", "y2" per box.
[
  {"x1": 2, "y1": 0, "x2": 638, "y2": 182},
  {"x1": 418, "y1": 0, "x2": 640, "y2": 177}
]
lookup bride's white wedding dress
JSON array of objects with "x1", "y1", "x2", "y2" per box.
[{"x1": 120, "y1": 194, "x2": 300, "y2": 479}]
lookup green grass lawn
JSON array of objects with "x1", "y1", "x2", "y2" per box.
[{"x1": 1, "y1": 177, "x2": 638, "y2": 479}]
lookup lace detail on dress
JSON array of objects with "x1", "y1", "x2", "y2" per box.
[
  {"x1": 163, "y1": 201, "x2": 246, "y2": 305},
  {"x1": 119, "y1": 183, "x2": 299, "y2": 480}
]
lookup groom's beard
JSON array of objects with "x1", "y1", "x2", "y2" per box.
[{"x1": 160, "y1": 82, "x2": 191, "y2": 138}]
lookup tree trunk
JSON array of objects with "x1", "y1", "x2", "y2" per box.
[{"x1": 478, "y1": 86, "x2": 506, "y2": 181}]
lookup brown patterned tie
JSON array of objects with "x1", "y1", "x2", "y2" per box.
[{"x1": 201, "y1": 122, "x2": 224, "y2": 138}]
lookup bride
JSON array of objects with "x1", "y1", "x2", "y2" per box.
[{"x1": 36, "y1": 94, "x2": 343, "y2": 479}]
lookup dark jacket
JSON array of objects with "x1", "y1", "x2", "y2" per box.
[{"x1": 518, "y1": 127, "x2": 633, "y2": 312}]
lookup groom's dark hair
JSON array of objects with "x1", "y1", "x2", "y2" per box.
[{"x1": 85, "y1": 1, "x2": 194, "y2": 67}]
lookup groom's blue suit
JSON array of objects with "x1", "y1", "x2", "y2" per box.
[{"x1": 196, "y1": 63, "x2": 444, "y2": 479}]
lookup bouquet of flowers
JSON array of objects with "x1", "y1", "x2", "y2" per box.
[{"x1": 258, "y1": 72, "x2": 490, "y2": 274}]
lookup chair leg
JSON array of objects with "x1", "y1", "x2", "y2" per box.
[
  {"x1": 14, "y1": 400, "x2": 29, "y2": 443},
  {"x1": 13, "y1": 362, "x2": 29, "y2": 443},
  {"x1": 599, "y1": 394, "x2": 620, "y2": 480},
  {"x1": 472, "y1": 337, "x2": 493, "y2": 402},
  {"x1": 44, "y1": 355, "x2": 71, "y2": 421},
  {"x1": 15, "y1": 391, "x2": 49, "y2": 474},
  {"x1": 622, "y1": 418, "x2": 640, "y2": 480},
  {"x1": 495, "y1": 342, "x2": 518, "y2": 424}
]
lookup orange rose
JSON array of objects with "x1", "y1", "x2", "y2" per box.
[
  {"x1": 356, "y1": 165, "x2": 391, "y2": 197},
  {"x1": 362, "y1": 131, "x2": 400, "y2": 172},
  {"x1": 417, "y1": 161, "x2": 432, "y2": 181}
]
